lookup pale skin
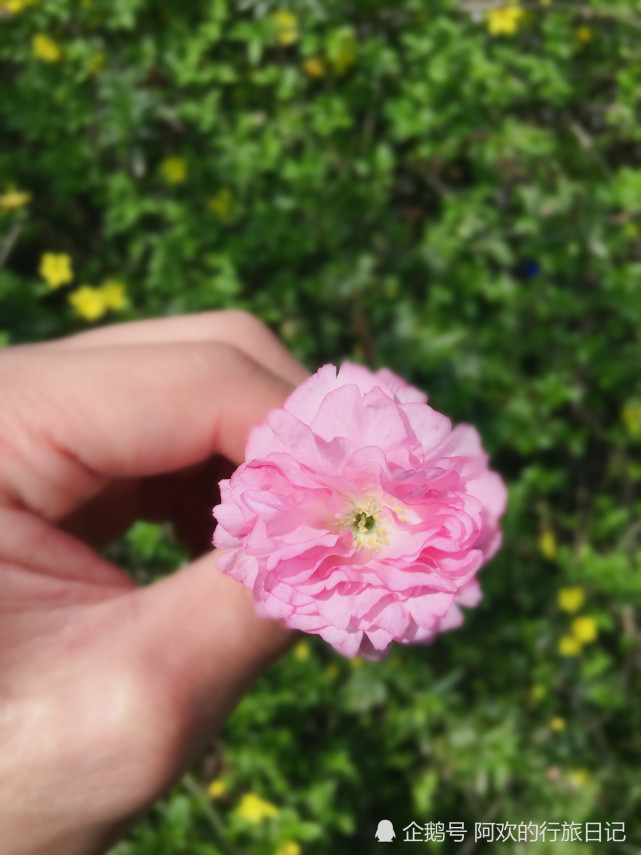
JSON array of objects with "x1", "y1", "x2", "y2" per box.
[{"x1": 0, "y1": 311, "x2": 309, "y2": 855}]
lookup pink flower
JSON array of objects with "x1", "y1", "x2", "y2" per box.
[{"x1": 213, "y1": 363, "x2": 507, "y2": 658}]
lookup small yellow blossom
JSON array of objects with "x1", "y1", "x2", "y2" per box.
[
  {"x1": 303, "y1": 56, "x2": 326, "y2": 78},
  {"x1": 276, "y1": 843, "x2": 301, "y2": 855},
  {"x1": 622, "y1": 401, "x2": 641, "y2": 437},
  {"x1": 327, "y1": 36, "x2": 357, "y2": 75},
  {"x1": 207, "y1": 778, "x2": 227, "y2": 799},
  {"x1": 539, "y1": 529, "x2": 557, "y2": 560},
  {"x1": 550, "y1": 716, "x2": 566, "y2": 732},
  {"x1": 350, "y1": 656, "x2": 363, "y2": 669},
  {"x1": 558, "y1": 586, "x2": 585, "y2": 613},
  {"x1": 208, "y1": 187, "x2": 233, "y2": 218},
  {"x1": 273, "y1": 10, "x2": 299, "y2": 46},
  {"x1": 325, "y1": 663, "x2": 339, "y2": 680},
  {"x1": 571, "y1": 615, "x2": 598, "y2": 644},
  {"x1": 558, "y1": 634, "x2": 581, "y2": 657},
  {"x1": 68, "y1": 286, "x2": 107, "y2": 322},
  {"x1": 568, "y1": 768, "x2": 590, "y2": 788},
  {"x1": 0, "y1": 189, "x2": 31, "y2": 212},
  {"x1": 86, "y1": 51, "x2": 104, "y2": 75},
  {"x1": 624, "y1": 222, "x2": 639, "y2": 239},
  {"x1": 160, "y1": 157, "x2": 187, "y2": 184},
  {"x1": 486, "y1": 6, "x2": 525, "y2": 36},
  {"x1": 39, "y1": 252, "x2": 73, "y2": 289},
  {"x1": 539, "y1": 0, "x2": 551, "y2": 5},
  {"x1": 293, "y1": 641, "x2": 310, "y2": 662},
  {"x1": 575, "y1": 26, "x2": 593, "y2": 44},
  {"x1": 235, "y1": 793, "x2": 279, "y2": 823},
  {"x1": 99, "y1": 280, "x2": 127, "y2": 311},
  {"x1": 1, "y1": 0, "x2": 37, "y2": 15},
  {"x1": 530, "y1": 684, "x2": 546, "y2": 702},
  {"x1": 32, "y1": 34, "x2": 63, "y2": 63}
]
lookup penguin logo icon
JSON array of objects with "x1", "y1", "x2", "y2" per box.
[{"x1": 375, "y1": 819, "x2": 396, "y2": 842}]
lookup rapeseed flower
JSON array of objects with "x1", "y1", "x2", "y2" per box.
[
  {"x1": 486, "y1": 6, "x2": 525, "y2": 36},
  {"x1": 100, "y1": 280, "x2": 127, "y2": 310},
  {"x1": 539, "y1": 529, "x2": 557, "y2": 560},
  {"x1": 68, "y1": 286, "x2": 107, "y2": 322},
  {"x1": 86, "y1": 51, "x2": 104, "y2": 75},
  {"x1": 303, "y1": 57, "x2": 326, "y2": 78},
  {"x1": 1, "y1": 0, "x2": 37, "y2": 15},
  {"x1": 571, "y1": 615, "x2": 598, "y2": 644},
  {"x1": 273, "y1": 11, "x2": 298, "y2": 45},
  {"x1": 32, "y1": 34, "x2": 63, "y2": 63},
  {"x1": 568, "y1": 768, "x2": 590, "y2": 788},
  {"x1": 207, "y1": 778, "x2": 227, "y2": 798},
  {"x1": 530, "y1": 684, "x2": 546, "y2": 702},
  {"x1": 558, "y1": 634, "x2": 581, "y2": 657},
  {"x1": 550, "y1": 716, "x2": 566, "y2": 731},
  {"x1": 208, "y1": 188, "x2": 232, "y2": 218},
  {"x1": 39, "y1": 253, "x2": 73, "y2": 288},
  {"x1": 0, "y1": 189, "x2": 31, "y2": 212},
  {"x1": 327, "y1": 34, "x2": 357, "y2": 74},
  {"x1": 558, "y1": 587, "x2": 584, "y2": 613},
  {"x1": 622, "y1": 401, "x2": 641, "y2": 437},
  {"x1": 160, "y1": 157, "x2": 187, "y2": 184},
  {"x1": 235, "y1": 793, "x2": 279, "y2": 823},
  {"x1": 293, "y1": 641, "x2": 310, "y2": 661},
  {"x1": 276, "y1": 844, "x2": 301, "y2": 855},
  {"x1": 575, "y1": 26, "x2": 593, "y2": 43}
]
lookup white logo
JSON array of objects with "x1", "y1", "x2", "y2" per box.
[{"x1": 375, "y1": 819, "x2": 396, "y2": 842}]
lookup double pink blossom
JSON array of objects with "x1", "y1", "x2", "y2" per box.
[{"x1": 213, "y1": 363, "x2": 507, "y2": 657}]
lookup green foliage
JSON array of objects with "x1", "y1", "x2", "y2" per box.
[{"x1": 2, "y1": 0, "x2": 641, "y2": 852}]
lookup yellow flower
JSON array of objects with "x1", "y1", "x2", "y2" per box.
[
  {"x1": 575, "y1": 26, "x2": 593, "y2": 44},
  {"x1": 69, "y1": 286, "x2": 108, "y2": 322},
  {"x1": 571, "y1": 615, "x2": 598, "y2": 644},
  {"x1": 0, "y1": 188, "x2": 31, "y2": 212},
  {"x1": 208, "y1": 187, "x2": 233, "y2": 218},
  {"x1": 276, "y1": 843, "x2": 301, "y2": 855},
  {"x1": 273, "y1": 10, "x2": 299, "y2": 46},
  {"x1": 32, "y1": 34, "x2": 63, "y2": 63},
  {"x1": 568, "y1": 768, "x2": 590, "y2": 788},
  {"x1": 624, "y1": 222, "x2": 639, "y2": 238},
  {"x1": 303, "y1": 56, "x2": 326, "y2": 78},
  {"x1": 558, "y1": 634, "x2": 581, "y2": 657},
  {"x1": 622, "y1": 401, "x2": 641, "y2": 437},
  {"x1": 558, "y1": 586, "x2": 585, "y2": 613},
  {"x1": 538, "y1": 529, "x2": 557, "y2": 560},
  {"x1": 350, "y1": 656, "x2": 363, "y2": 669},
  {"x1": 550, "y1": 716, "x2": 566, "y2": 732},
  {"x1": 486, "y1": 6, "x2": 525, "y2": 36},
  {"x1": 39, "y1": 252, "x2": 73, "y2": 289},
  {"x1": 530, "y1": 684, "x2": 546, "y2": 702},
  {"x1": 539, "y1": 0, "x2": 551, "y2": 4},
  {"x1": 293, "y1": 641, "x2": 310, "y2": 662},
  {"x1": 327, "y1": 35, "x2": 357, "y2": 75},
  {"x1": 1, "y1": 0, "x2": 37, "y2": 15},
  {"x1": 160, "y1": 157, "x2": 187, "y2": 184},
  {"x1": 99, "y1": 280, "x2": 127, "y2": 311},
  {"x1": 235, "y1": 793, "x2": 279, "y2": 823},
  {"x1": 86, "y1": 51, "x2": 104, "y2": 75},
  {"x1": 325, "y1": 663, "x2": 339, "y2": 680},
  {"x1": 207, "y1": 778, "x2": 227, "y2": 799}
]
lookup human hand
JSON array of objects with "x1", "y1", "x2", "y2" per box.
[{"x1": 0, "y1": 311, "x2": 309, "y2": 855}]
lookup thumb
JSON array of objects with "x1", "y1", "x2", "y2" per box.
[{"x1": 135, "y1": 548, "x2": 296, "y2": 733}]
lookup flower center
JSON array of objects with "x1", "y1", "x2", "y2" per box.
[{"x1": 338, "y1": 496, "x2": 389, "y2": 552}]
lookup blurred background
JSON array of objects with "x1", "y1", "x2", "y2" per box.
[{"x1": 2, "y1": 0, "x2": 641, "y2": 852}]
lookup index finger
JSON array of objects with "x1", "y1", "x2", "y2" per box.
[{"x1": 0, "y1": 341, "x2": 295, "y2": 522}]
